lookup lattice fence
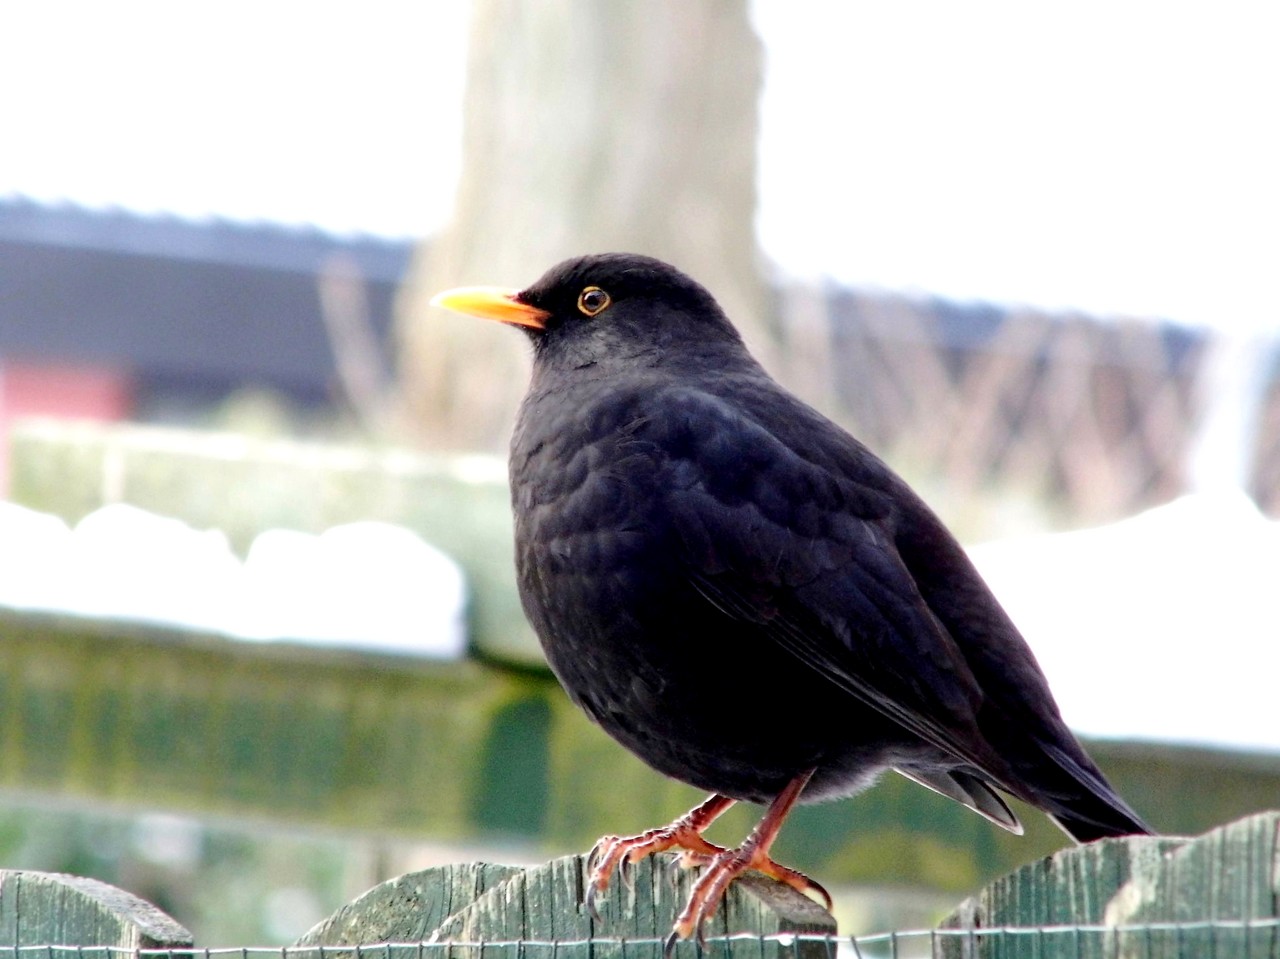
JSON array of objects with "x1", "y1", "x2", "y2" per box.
[{"x1": 778, "y1": 285, "x2": 1279, "y2": 526}]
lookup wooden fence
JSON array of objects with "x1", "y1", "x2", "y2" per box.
[{"x1": 9, "y1": 810, "x2": 1280, "y2": 958}]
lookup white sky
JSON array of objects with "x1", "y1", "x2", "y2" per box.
[
  {"x1": 0, "y1": 3, "x2": 469, "y2": 234},
  {"x1": 2, "y1": 1, "x2": 1277, "y2": 328}
]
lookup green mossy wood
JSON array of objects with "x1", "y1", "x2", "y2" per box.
[{"x1": 0, "y1": 870, "x2": 192, "y2": 949}]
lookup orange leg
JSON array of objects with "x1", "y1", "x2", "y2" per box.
[
  {"x1": 667, "y1": 769, "x2": 832, "y2": 952},
  {"x1": 585, "y1": 792, "x2": 735, "y2": 917}
]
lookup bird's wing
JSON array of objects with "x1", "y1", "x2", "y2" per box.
[
  {"x1": 684, "y1": 545, "x2": 1009, "y2": 779},
  {"x1": 648, "y1": 385, "x2": 1015, "y2": 781}
]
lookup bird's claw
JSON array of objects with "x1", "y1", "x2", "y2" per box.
[
  {"x1": 586, "y1": 834, "x2": 616, "y2": 875},
  {"x1": 678, "y1": 848, "x2": 715, "y2": 870},
  {"x1": 592, "y1": 832, "x2": 824, "y2": 947},
  {"x1": 662, "y1": 929, "x2": 680, "y2": 959},
  {"x1": 670, "y1": 848, "x2": 738, "y2": 945},
  {"x1": 662, "y1": 920, "x2": 707, "y2": 959},
  {"x1": 584, "y1": 883, "x2": 602, "y2": 923},
  {"x1": 581, "y1": 793, "x2": 741, "y2": 938},
  {"x1": 618, "y1": 853, "x2": 636, "y2": 891},
  {"x1": 584, "y1": 835, "x2": 621, "y2": 921},
  {"x1": 588, "y1": 838, "x2": 624, "y2": 890},
  {"x1": 581, "y1": 814, "x2": 731, "y2": 920},
  {"x1": 664, "y1": 790, "x2": 830, "y2": 949},
  {"x1": 783, "y1": 868, "x2": 832, "y2": 912}
]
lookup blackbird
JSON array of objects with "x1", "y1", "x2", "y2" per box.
[{"x1": 432, "y1": 253, "x2": 1151, "y2": 946}]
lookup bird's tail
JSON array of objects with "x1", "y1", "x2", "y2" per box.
[
  {"x1": 1036, "y1": 741, "x2": 1153, "y2": 841},
  {"x1": 1051, "y1": 805, "x2": 1151, "y2": 842}
]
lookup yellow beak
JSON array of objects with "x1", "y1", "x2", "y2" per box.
[{"x1": 429, "y1": 286, "x2": 551, "y2": 330}]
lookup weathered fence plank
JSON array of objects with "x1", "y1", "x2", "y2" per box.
[
  {"x1": 938, "y1": 836, "x2": 1187, "y2": 958},
  {"x1": 0, "y1": 870, "x2": 192, "y2": 949},
  {"x1": 296, "y1": 862, "x2": 523, "y2": 947},
  {"x1": 298, "y1": 855, "x2": 834, "y2": 959},
  {"x1": 1106, "y1": 810, "x2": 1280, "y2": 959},
  {"x1": 426, "y1": 854, "x2": 835, "y2": 959},
  {"x1": 938, "y1": 810, "x2": 1280, "y2": 958}
]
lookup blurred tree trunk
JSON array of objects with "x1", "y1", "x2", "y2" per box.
[{"x1": 394, "y1": 0, "x2": 771, "y2": 450}]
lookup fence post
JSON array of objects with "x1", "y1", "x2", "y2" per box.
[{"x1": 0, "y1": 870, "x2": 192, "y2": 949}]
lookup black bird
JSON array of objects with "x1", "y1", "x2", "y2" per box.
[{"x1": 432, "y1": 253, "x2": 1150, "y2": 944}]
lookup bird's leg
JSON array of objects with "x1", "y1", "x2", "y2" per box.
[
  {"x1": 585, "y1": 792, "x2": 735, "y2": 916},
  {"x1": 667, "y1": 769, "x2": 832, "y2": 952}
]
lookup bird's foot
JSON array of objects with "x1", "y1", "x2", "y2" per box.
[
  {"x1": 584, "y1": 793, "x2": 735, "y2": 919},
  {"x1": 666, "y1": 843, "x2": 832, "y2": 952},
  {"x1": 663, "y1": 769, "x2": 824, "y2": 956}
]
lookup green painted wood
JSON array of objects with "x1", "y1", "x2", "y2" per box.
[
  {"x1": 0, "y1": 607, "x2": 1279, "y2": 898},
  {"x1": 0, "y1": 870, "x2": 192, "y2": 948},
  {"x1": 295, "y1": 863, "x2": 523, "y2": 947},
  {"x1": 0, "y1": 608, "x2": 543, "y2": 836},
  {"x1": 428, "y1": 854, "x2": 836, "y2": 959},
  {"x1": 939, "y1": 811, "x2": 1280, "y2": 958}
]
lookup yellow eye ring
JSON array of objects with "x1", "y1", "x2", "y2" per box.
[{"x1": 577, "y1": 286, "x2": 611, "y2": 316}]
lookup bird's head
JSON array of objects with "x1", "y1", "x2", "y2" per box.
[{"x1": 430, "y1": 253, "x2": 745, "y2": 370}]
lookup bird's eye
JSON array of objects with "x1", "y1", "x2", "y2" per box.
[{"x1": 577, "y1": 286, "x2": 611, "y2": 316}]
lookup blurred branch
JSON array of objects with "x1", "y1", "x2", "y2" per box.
[{"x1": 318, "y1": 253, "x2": 392, "y2": 433}]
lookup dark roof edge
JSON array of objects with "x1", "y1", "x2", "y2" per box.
[{"x1": 0, "y1": 193, "x2": 416, "y2": 282}]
